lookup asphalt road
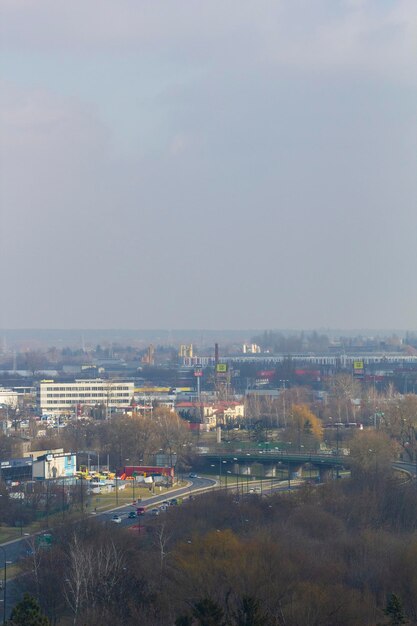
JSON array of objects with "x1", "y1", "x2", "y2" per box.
[
  {"x1": 1, "y1": 476, "x2": 216, "y2": 566},
  {"x1": 0, "y1": 476, "x2": 217, "y2": 617},
  {"x1": 99, "y1": 476, "x2": 216, "y2": 528}
]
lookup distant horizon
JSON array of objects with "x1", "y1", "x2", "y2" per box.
[
  {"x1": 1, "y1": 327, "x2": 416, "y2": 335},
  {"x1": 0, "y1": 327, "x2": 415, "y2": 351}
]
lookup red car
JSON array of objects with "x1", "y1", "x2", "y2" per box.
[{"x1": 136, "y1": 507, "x2": 146, "y2": 516}]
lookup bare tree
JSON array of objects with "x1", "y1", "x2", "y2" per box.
[
  {"x1": 63, "y1": 534, "x2": 92, "y2": 625},
  {"x1": 63, "y1": 532, "x2": 126, "y2": 625},
  {"x1": 153, "y1": 521, "x2": 172, "y2": 574}
]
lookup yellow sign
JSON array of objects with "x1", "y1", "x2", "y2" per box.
[
  {"x1": 216, "y1": 363, "x2": 227, "y2": 373},
  {"x1": 353, "y1": 360, "x2": 364, "y2": 370},
  {"x1": 135, "y1": 387, "x2": 171, "y2": 393}
]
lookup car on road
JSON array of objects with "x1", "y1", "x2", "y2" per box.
[
  {"x1": 111, "y1": 515, "x2": 122, "y2": 524},
  {"x1": 189, "y1": 472, "x2": 198, "y2": 478},
  {"x1": 150, "y1": 508, "x2": 160, "y2": 516},
  {"x1": 136, "y1": 506, "x2": 146, "y2": 515},
  {"x1": 169, "y1": 498, "x2": 178, "y2": 506},
  {"x1": 128, "y1": 511, "x2": 137, "y2": 519}
]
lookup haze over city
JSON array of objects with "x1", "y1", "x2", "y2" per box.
[{"x1": 1, "y1": 1, "x2": 416, "y2": 330}]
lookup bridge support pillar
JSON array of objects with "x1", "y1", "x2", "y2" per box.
[
  {"x1": 318, "y1": 467, "x2": 332, "y2": 482},
  {"x1": 265, "y1": 466, "x2": 276, "y2": 477},
  {"x1": 291, "y1": 465, "x2": 303, "y2": 478}
]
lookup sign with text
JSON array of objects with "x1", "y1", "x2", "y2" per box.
[
  {"x1": 353, "y1": 360, "x2": 364, "y2": 377},
  {"x1": 216, "y1": 363, "x2": 228, "y2": 373}
]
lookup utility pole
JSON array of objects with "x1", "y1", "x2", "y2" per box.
[
  {"x1": 280, "y1": 380, "x2": 288, "y2": 427},
  {"x1": 336, "y1": 424, "x2": 340, "y2": 479},
  {"x1": 80, "y1": 476, "x2": 84, "y2": 513}
]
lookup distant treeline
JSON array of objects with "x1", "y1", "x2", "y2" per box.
[{"x1": 251, "y1": 330, "x2": 330, "y2": 353}]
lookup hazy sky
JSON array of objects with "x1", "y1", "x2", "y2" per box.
[{"x1": 1, "y1": 1, "x2": 416, "y2": 330}]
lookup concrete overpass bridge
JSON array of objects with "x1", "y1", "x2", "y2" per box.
[{"x1": 197, "y1": 450, "x2": 349, "y2": 482}]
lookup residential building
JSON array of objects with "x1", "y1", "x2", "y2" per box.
[{"x1": 176, "y1": 401, "x2": 244, "y2": 429}]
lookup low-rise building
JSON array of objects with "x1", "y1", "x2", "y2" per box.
[
  {"x1": 176, "y1": 401, "x2": 245, "y2": 429},
  {"x1": 32, "y1": 452, "x2": 77, "y2": 480},
  {"x1": 0, "y1": 388, "x2": 18, "y2": 408}
]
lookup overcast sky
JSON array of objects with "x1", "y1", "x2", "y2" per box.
[{"x1": 1, "y1": 1, "x2": 416, "y2": 330}]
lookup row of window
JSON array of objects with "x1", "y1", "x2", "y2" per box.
[
  {"x1": 43, "y1": 399, "x2": 129, "y2": 405},
  {"x1": 45, "y1": 393, "x2": 130, "y2": 398},
  {"x1": 44, "y1": 386, "x2": 131, "y2": 392}
]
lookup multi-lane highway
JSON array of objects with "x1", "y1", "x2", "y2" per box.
[
  {"x1": 2, "y1": 476, "x2": 216, "y2": 565},
  {"x1": 0, "y1": 475, "x2": 216, "y2": 617},
  {"x1": 97, "y1": 475, "x2": 216, "y2": 528}
]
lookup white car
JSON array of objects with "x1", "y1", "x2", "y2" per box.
[{"x1": 111, "y1": 515, "x2": 122, "y2": 524}]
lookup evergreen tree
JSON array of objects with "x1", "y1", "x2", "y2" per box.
[
  {"x1": 7, "y1": 593, "x2": 50, "y2": 626},
  {"x1": 192, "y1": 598, "x2": 226, "y2": 626},
  {"x1": 384, "y1": 594, "x2": 408, "y2": 625}
]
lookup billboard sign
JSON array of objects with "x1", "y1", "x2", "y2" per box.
[{"x1": 353, "y1": 360, "x2": 364, "y2": 377}]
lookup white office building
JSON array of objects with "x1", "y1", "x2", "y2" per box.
[
  {"x1": 0, "y1": 388, "x2": 19, "y2": 408},
  {"x1": 37, "y1": 379, "x2": 134, "y2": 414}
]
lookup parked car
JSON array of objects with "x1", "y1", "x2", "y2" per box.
[
  {"x1": 169, "y1": 498, "x2": 178, "y2": 506},
  {"x1": 111, "y1": 515, "x2": 122, "y2": 524}
]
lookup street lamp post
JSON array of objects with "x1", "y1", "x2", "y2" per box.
[
  {"x1": 0, "y1": 546, "x2": 11, "y2": 625},
  {"x1": 210, "y1": 463, "x2": 217, "y2": 487},
  {"x1": 414, "y1": 446, "x2": 417, "y2": 487},
  {"x1": 226, "y1": 470, "x2": 231, "y2": 490},
  {"x1": 79, "y1": 476, "x2": 84, "y2": 513},
  {"x1": 126, "y1": 459, "x2": 137, "y2": 502},
  {"x1": 221, "y1": 460, "x2": 227, "y2": 489},
  {"x1": 336, "y1": 422, "x2": 340, "y2": 479},
  {"x1": 233, "y1": 458, "x2": 239, "y2": 497}
]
